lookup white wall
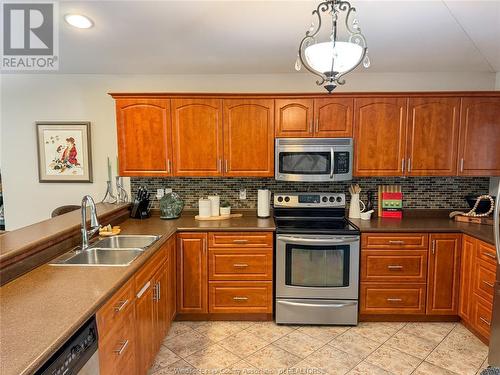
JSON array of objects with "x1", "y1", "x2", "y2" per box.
[{"x1": 1, "y1": 71, "x2": 497, "y2": 230}]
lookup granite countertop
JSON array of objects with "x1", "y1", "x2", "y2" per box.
[
  {"x1": 1, "y1": 210, "x2": 496, "y2": 375},
  {"x1": 0, "y1": 211, "x2": 274, "y2": 375}
]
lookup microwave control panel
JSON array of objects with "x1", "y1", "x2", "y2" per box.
[{"x1": 333, "y1": 152, "x2": 350, "y2": 174}]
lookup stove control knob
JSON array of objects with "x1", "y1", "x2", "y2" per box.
[
  {"x1": 336, "y1": 196, "x2": 342, "y2": 203},
  {"x1": 329, "y1": 196, "x2": 335, "y2": 202},
  {"x1": 284, "y1": 196, "x2": 290, "y2": 202},
  {"x1": 322, "y1": 196, "x2": 328, "y2": 202},
  {"x1": 277, "y1": 196, "x2": 283, "y2": 203}
]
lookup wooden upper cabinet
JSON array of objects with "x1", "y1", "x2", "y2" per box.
[
  {"x1": 223, "y1": 99, "x2": 275, "y2": 177},
  {"x1": 171, "y1": 98, "x2": 223, "y2": 176},
  {"x1": 353, "y1": 97, "x2": 407, "y2": 177},
  {"x1": 407, "y1": 97, "x2": 460, "y2": 176},
  {"x1": 426, "y1": 234, "x2": 461, "y2": 315},
  {"x1": 315, "y1": 97, "x2": 353, "y2": 137},
  {"x1": 115, "y1": 98, "x2": 172, "y2": 176},
  {"x1": 275, "y1": 99, "x2": 314, "y2": 137},
  {"x1": 458, "y1": 97, "x2": 500, "y2": 176}
]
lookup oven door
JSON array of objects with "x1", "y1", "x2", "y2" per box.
[
  {"x1": 276, "y1": 235, "x2": 359, "y2": 300},
  {"x1": 275, "y1": 145, "x2": 334, "y2": 182}
]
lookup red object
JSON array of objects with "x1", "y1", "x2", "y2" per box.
[
  {"x1": 382, "y1": 211, "x2": 403, "y2": 219},
  {"x1": 382, "y1": 192, "x2": 403, "y2": 200}
]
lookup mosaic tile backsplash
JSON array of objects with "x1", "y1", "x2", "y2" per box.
[{"x1": 131, "y1": 177, "x2": 490, "y2": 211}]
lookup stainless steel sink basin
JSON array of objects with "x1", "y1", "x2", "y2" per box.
[
  {"x1": 50, "y1": 248, "x2": 144, "y2": 266},
  {"x1": 91, "y1": 235, "x2": 160, "y2": 250}
]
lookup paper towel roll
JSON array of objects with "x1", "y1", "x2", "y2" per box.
[
  {"x1": 198, "y1": 198, "x2": 212, "y2": 218},
  {"x1": 208, "y1": 195, "x2": 220, "y2": 216},
  {"x1": 257, "y1": 189, "x2": 270, "y2": 218}
]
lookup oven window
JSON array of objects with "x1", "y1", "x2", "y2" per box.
[
  {"x1": 279, "y1": 152, "x2": 331, "y2": 175},
  {"x1": 285, "y1": 244, "x2": 349, "y2": 287}
]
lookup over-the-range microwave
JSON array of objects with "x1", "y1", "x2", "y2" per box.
[{"x1": 275, "y1": 138, "x2": 353, "y2": 182}]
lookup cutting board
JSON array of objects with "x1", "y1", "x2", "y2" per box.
[
  {"x1": 195, "y1": 213, "x2": 243, "y2": 221},
  {"x1": 454, "y1": 215, "x2": 494, "y2": 225}
]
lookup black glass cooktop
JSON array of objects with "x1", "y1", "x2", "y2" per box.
[{"x1": 274, "y1": 217, "x2": 360, "y2": 235}]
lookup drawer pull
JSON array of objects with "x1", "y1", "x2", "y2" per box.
[
  {"x1": 484, "y1": 252, "x2": 497, "y2": 260},
  {"x1": 480, "y1": 317, "x2": 491, "y2": 326},
  {"x1": 113, "y1": 340, "x2": 129, "y2": 355},
  {"x1": 136, "y1": 281, "x2": 151, "y2": 299},
  {"x1": 233, "y1": 239, "x2": 249, "y2": 244},
  {"x1": 482, "y1": 280, "x2": 495, "y2": 288},
  {"x1": 113, "y1": 299, "x2": 129, "y2": 312},
  {"x1": 233, "y1": 296, "x2": 249, "y2": 301},
  {"x1": 387, "y1": 298, "x2": 403, "y2": 302},
  {"x1": 387, "y1": 265, "x2": 403, "y2": 270},
  {"x1": 233, "y1": 263, "x2": 249, "y2": 268},
  {"x1": 388, "y1": 240, "x2": 405, "y2": 245}
]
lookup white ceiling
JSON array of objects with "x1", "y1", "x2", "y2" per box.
[{"x1": 57, "y1": 0, "x2": 500, "y2": 74}]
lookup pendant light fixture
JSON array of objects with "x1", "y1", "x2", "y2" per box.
[{"x1": 295, "y1": 0, "x2": 369, "y2": 93}]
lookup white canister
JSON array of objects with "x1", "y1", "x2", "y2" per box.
[
  {"x1": 348, "y1": 193, "x2": 366, "y2": 219},
  {"x1": 207, "y1": 195, "x2": 220, "y2": 217},
  {"x1": 198, "y1": 199, "x2": 212, "y2": 218},
  {"x1": 257, "y1": 189, "x2": 271, "y2": 218}
]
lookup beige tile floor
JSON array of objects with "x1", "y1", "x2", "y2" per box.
[{"x1": 149, "y1": 321, "x2": 490, "y2": 375}]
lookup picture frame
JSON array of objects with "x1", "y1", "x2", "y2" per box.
[{"x1": 36, "y1": 122, "x2": 93, "y2": 183}]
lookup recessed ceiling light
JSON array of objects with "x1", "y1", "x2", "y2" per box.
[{"x1": 64, "y1": 14, "x2": 94, "y2": 29}]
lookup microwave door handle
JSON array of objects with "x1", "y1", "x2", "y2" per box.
[
  {"x1": 330, "y1": 149, "x2": 334, "y2": 179},
  {"x1": 277, "y1": 236, "x2": 358, "y2": 246},
  {"x1": 494, "y1": 180, "x2": 500, "y2": 264}
]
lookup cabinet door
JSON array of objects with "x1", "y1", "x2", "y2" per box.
[
  {"x1": 275, "y1": 99, "x2": 314, "y2": 137},
  {"x1": 353, "y1": 97, "x2": 407, "y2": 176},
  {"x1": 177, "y1": 233, "x2": 208, "y2": 314},
  {"x1": 459, "y1": 235, "x2": 476, "y2": 323},
  {"x1": 171, "y1": 98, "x2": 223, "y2": 176},
  {"x1": 116, "y1": 99, "x2": 172, "y2": 176},
  {"x1": 407, "y1": 97, "x2": 460, "y2": 176},
  {"x1": 168, "y1": 237, "x2": 177, "y2": 321},
  {"x1": 314, "y1": 97, "x2": 353, "y2": 137},
  {"x1": 458, "y1": 97, "x2": 500, "y2": 176},
  {"x1": 223, "y1": 99, "x2": 274, "y2": 177},
  {"x1": 427, "y1": 234, "x2": 461, "y2": 315},
  {"x1": 135, "y1": 281, "x2": 155, "y2": 374}
]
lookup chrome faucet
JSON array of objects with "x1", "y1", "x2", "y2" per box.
[{"x1": 81, "y1": 195, "x2": 100, "y2": 250}]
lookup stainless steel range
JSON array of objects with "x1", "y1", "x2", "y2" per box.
[{"x1": 274, "y1": 192, "x2": 360, "y2": 325}]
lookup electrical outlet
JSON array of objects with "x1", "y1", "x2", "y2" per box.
[{"x1": 239, "y1": 189, "x2": 246, "y2": 200}]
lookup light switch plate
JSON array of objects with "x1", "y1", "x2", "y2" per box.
[{"x1": 239, "y1": 189, "x2": 246, "y2": 200}]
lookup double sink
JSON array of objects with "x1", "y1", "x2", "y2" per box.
[{"x1": 50, "y1": 235, "x2": 160, "y2": 267}]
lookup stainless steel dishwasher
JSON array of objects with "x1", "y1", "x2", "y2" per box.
[{"x1": 35, "y1": 317, "x2": 99, "y2": 375}]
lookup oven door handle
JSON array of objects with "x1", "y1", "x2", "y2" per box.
[
  {"x1": 278, "y1": 300, "x2": 357, "y2": 308},
  {"x1": 277, "y1": 235, "x2": 358, "y2": 246}
]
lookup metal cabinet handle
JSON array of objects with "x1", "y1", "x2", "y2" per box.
[
  {"x1": 482, "y1": 280, "x2": 495, "y2": 288},
  {"x1": 114, "y1": 299, "x2": 129, "y2": 312},
  {"x1": 484, "y1": 252, "x2": 497, "y2": 260},
  {"x1": 218, "y1": 159, "x2": 222, "y2": 172},
  {"x1": 388, "y1": 240, "x2": 405, "y2": 245},
  {"x1": 310, "y1": 120, "x2": 313, "y2": 133},
  {"x1": 136, "y1": 281, "x2": 151, "y2": 299},
  {"x1": 401, "y1": 158, "x2": 405, "y2": 174},
  {"x1": 480, "y1": 317, "x2": 491, "y2": 326},
  {"x1": 203, "y1": 238, "x2": 207, "y2": 254},
  {"x1": 225, "y1": 160, "x2": 228, "y2": 173},
  {"x1": 315, "y1": 118, "x2": 319, "y2": 132},
  {"x1": 233, "y1": 239, "x2": 249, "y2": 244},
  {"x1": 114, "y1": 340, "x2": 129, "y2": 355},
  {"x1": 407, "y1": 158, "x2": 411, "y2": 172},
  {"x1": 387, "y1": 298, "x2": 403, "y2": 302},
  {"x1": 167, "y1": 160, "x2": 172, "y2": 174},
  {"x1": 157, "y1": 281, "x2": 161, "y2": 301},
  {"x1": 460, "y1": 158, "x2": 464, "y2": 172},
  {"x1": 233, "y1": 263, "x2": 249, "y2": 268},
  {"x1": 432, "y1": 240, "x2": 436, "y2": 255},
  {"x1": 387, "y1": 265, "x2": 403, "y2": 270},
  {"x1": 233, "y1": 296, "x2": 248, "y2": 301}
]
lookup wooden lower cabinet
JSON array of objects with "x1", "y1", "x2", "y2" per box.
[
  {"x1": 209, "y1": 281, "x2": 273, "y2": 313},
  {"x1": 459, "y1": 235, "x2": 475, "y2": 323},
  {"x1": 426, "y1": 234, "x2": 461, "y2": 315},
  {"x1": 360, "y1": 283, "x2": 426, "y2": 314}
]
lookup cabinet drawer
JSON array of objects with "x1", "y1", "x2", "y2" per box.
[
  {"x1": 96, "y1": 278, "x2": 135, "y2": 339},
  {"x1": 361, "y1": 250, "x2": 427, "y2": 283},
  {"x1": 473, "y1": 295, "x2": 493, "y2": 340},
  {"x1": 362, "y1": 233, "x2": 428, "y2": 250},
  {"x1": 209, "y1": 281, "x2": 272, "y2": 313},
  {"x1": 135, "y1": 246, "x2": 166, "y2": 294},
  {"x1": 99, "y1": 304, "x2": 136, "y2": 375},
  {"x1": 476, "y1": 241, "x2": 497, "y2": 266},
  {"x1": 474, "y1": 260, "x2": 496, "y2": 303},
  {"x1": 209, "y1": 232, "x2": 273, "y2": 248},
  {"x1": 360, "y1": 283, "x2": 426, "y2": 314},
  {"x1": 209, "y1": 249, "x2": 273, "y2": 281}
]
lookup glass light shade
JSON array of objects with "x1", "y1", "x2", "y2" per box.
[
  {"x1": 304, "y1": 41, "x2": 363, "y2": 75},
  {"x1": 64, "y1": 14, "x2": 94, "y2": 29}
]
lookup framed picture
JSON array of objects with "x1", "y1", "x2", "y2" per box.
[{"x1": 36, "y1": 122, "x2": 93, "y2": 183}]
